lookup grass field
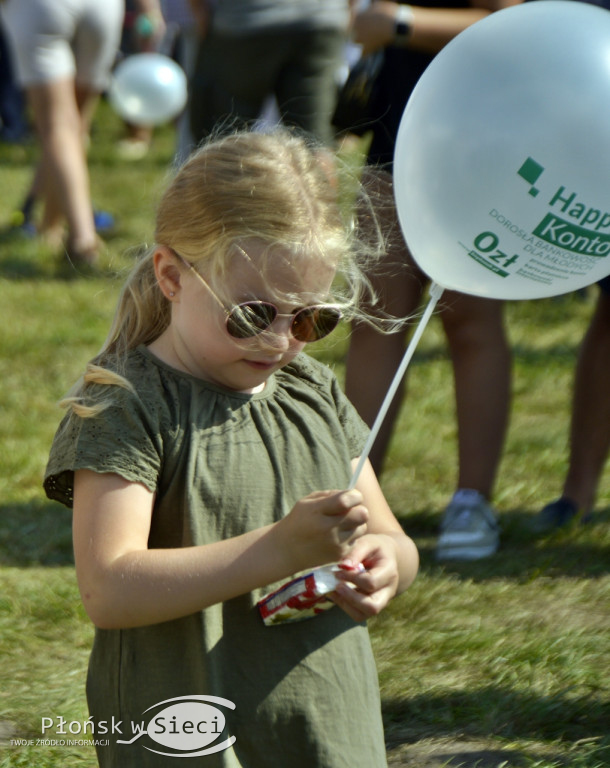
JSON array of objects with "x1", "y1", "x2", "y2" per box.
[{"x1": 0, "y1": 103, "x2": 608, "y2": 768}]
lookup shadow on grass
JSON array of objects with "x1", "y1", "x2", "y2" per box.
[
  {"x1": 317, "y1": 333, "x2": 583, "y2": 373},
  {"x1": 0, "y1": 499, "x2": 73, "y2": 567},
  {"x1": 0, "y1": 230, "x2": 129, "y2": 282},
  {"x1": 392, "y1": 340, "x2": 583, "y2": 367},
  {"x1": 397, "y1": 507, "x2": 610, "y2": 580},
  {"x1": 0, "y1": 239, "x2": 53, "y2": 279},
  {"x1": 387, "y1": 740, "x2": 533, "y2": 768},
  {"x1": 383, "y1": 686, "x2": 610, "y2": 764},
  {"x1": 1, "y1": 497, "x2": 608, "y2": 578}
]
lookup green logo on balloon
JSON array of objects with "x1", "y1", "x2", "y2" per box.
[{"x1": 518, "y1": 158, "x2": 544, "y2": 198}]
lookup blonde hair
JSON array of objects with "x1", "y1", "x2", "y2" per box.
[{"x1": 62, "y1": 128, "x2": 387, "y2": 418}]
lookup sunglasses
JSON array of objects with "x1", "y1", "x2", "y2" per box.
[
  {"x1": 225, "y1": 300, "x2": 342, "y2": 342},
  {"x1": 169, "y1": 248, "x2": 342, "y2": 343}
]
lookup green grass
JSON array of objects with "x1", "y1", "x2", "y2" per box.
[{"x1": 0, "y1": 103, "x2": 608, "y2": 768}]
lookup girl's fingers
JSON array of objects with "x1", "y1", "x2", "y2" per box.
[{"x1": 332, "y1": 582, "x2": 391, "y2": 622}]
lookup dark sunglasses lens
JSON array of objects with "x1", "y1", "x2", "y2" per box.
[
  {"x1": 291, "y1": 307, "x2": 342, "y2": 342},
  {"x1": 226, "y1": 302, "x2": 277, "y2": 338}
]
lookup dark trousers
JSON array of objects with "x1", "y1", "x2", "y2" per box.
[{"x1": 189, "y1": 27, "x2": 344, "y2": 145}]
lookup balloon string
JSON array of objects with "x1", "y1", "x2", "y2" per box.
[{"x1": 348, "y1": 281, "x2": 444, "y2": 489}]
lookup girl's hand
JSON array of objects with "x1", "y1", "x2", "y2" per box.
[
  {"x1": 276, "y1": 490, "x2": 369, "y2": 573},
  {"x1": 330, "y1": 533, "x2": 401, "y2": 622}
]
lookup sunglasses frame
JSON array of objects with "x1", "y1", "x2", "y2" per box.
[
  {"x1": 224, "y1": 299, "x2": 343, "y2": 342},
  {"x1": 168, "y1": 248, "x2": 343, "y2": 343}
]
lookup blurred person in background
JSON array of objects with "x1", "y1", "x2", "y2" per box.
[
  {"x1": 188, "y1": 0, "x2": 351, "y2": 145},
  {"x1": 344, "y1": 0, "x2": 521, "y2": 561},
  {"x1": 0, "y1": 0, "x2": 125, "y2": 267}
]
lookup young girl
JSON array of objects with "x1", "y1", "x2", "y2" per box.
[{"x1": 44, "y1": 129, "x2": 419, "y2": 767}]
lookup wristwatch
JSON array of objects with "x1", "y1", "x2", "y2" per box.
[{"x1": 394, "y1": 4, "x2": 414, "y2": 45}]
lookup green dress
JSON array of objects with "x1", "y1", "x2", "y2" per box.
[{"x1": 44, "y1": 347, "x2": 388, "y2": 768}]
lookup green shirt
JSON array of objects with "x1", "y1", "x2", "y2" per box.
[{"x1": 44, "y1": 347, "x2": 388, "y2": 767}]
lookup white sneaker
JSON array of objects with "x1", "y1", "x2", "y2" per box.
[{"x1": 436, "y1": 489, "x2": 500, "y2": 561}]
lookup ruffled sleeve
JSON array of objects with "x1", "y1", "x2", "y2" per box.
[{"x1": 43, "y1": 381, "x2": 163, "y2": 508}]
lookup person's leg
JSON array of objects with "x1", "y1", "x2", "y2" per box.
[
  {"x1": 440, "y1": 292, "x2": 511, "y2": 499},
  {"x1": 38, "y1": 81, "x2": 100, "y2": 244},
  {"x1": 434, "y1": 293, "x2": 510, "y2": 560},
  {"x1": 14, "y1": 83, "x2": 100, "y2": 242},
  {"x1": 275, "y1": 27, "x2": 345, "y2": 145},
  {"x1": 344, "y1": 167, "x2": 426, "y2": 475},
  {"x1": 27, "y1": 77, "x2": 98, "y2": 258},
  {"x1": 539, "y1": 287, "x2": 610, "y2": 529},
  {"x1": 190, "y1": 32, "x2": 274, "y2": 141},
  {"x1": 563, "y1": 289, "x2": 610, "y2": 511}
]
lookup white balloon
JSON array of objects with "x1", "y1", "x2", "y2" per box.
[
  {"x1": 108, "y1": 53, "x2": 188, "y2": 126},
  {"x1": 393, "y1": 1, "x2": 610, "y2": 300}
]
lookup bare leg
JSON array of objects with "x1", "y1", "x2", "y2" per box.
[
  {"x1": 563, "y1": 290, "x2": 610, "y2": 512},
  {"x1": 345, "y1": 172, "x2": 510, "y2": 559},
  {"x1": 440, "y1": 292, "x2": 511, "y2": 499},
  {"x1": 27, "y1": 78, "x2": 98, "y2": 258},
  {"x1": 345, "y1": 168, "x2": 426, "y2": 474}
]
